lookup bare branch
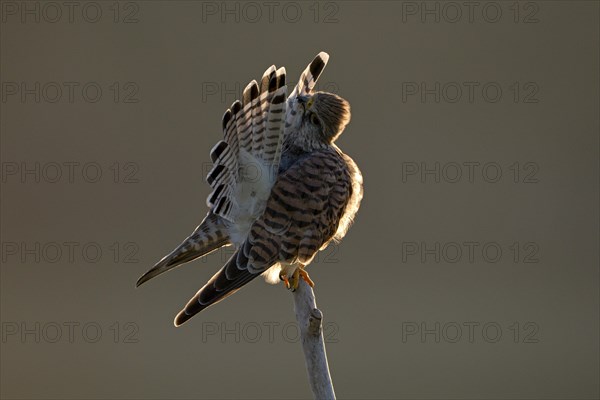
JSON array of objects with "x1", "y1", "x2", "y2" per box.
[{"x1": 292, "y1": 280, "x2": 336, "y2": 400}]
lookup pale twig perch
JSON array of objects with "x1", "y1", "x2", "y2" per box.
[{"x1": 292, "y1": 279, "x2": 336, "y2": 400}]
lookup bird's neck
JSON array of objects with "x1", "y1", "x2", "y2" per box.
[
  {"x1": 279, "y1": 136, "x2": 333, "y2": 174},
  {"x1": 282, "y1": 130, "x2": 328, "y2": 154}
]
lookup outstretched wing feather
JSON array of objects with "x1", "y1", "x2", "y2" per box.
[{"x1": 207, "y1": 63, "x2": 289, "y2": 222}]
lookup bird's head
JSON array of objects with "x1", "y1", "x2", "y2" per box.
[{"x1": 288, "y1": 92, "x2": 351, "y2": 149}]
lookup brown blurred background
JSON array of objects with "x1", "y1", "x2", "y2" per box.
[{"x1": 1, "y1": 1, "x2": 598, "y2": 399}]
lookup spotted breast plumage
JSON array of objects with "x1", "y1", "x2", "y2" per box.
[{"x1": 136, "y1": 52, "x2": 363, "y2": 326}]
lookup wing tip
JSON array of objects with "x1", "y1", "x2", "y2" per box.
[
  {"x1": 210, "y1": 140, "x2": 228, "y2": 162},
  {"x1": 317, "y1": 51, "x2": 330, "y2": 63},
  {"x1": 174, "y1": 296, "x2": 208, "y2": 327},
  {"x1": 231, "y1": 100, "x2": 242, "y2": 114},
  {"x1": 135, "y1": 259, "x2": 168, "y2": 288},
  {"x1": 135, "y1": 274, "x2": 147, "y2": 287},
  {"x1": 222, "y1": 109, "x2": 232, "y2": 131},
  {"x1": 261, "y1": 65, "x2": 277, "y2": 93},
  {"x1": 243, "y1": 80, "x2": 259, "y2": 106},
  {"x1": 310, "y1": 52, "x2": 329, "y2": 77},
  {"x1": 174, "y1": 310, "x2": 190, "y2": 327}
]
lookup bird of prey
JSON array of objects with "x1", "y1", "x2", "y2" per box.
[{"x1": 136, "y1": 52, "x2": 363, "y2": 326}]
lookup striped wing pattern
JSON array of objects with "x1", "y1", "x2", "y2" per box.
[
  {"x1": 289, "y1": 51, "x2": 330, "y2": 99},
  {"x1": 136, "y1": 52, "x2": 349, "y2": 325},
  {"x1": 206, "y1": 66, "x2": 288, "y2": 222},
  {"x1": 175, "y1": 148, "x2": 352, "y2": 325}
]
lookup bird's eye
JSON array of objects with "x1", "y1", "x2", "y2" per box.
[{"x1": 310, "y1": 113, "x2": 320, "y2": 126}]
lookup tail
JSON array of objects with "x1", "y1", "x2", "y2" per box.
[
  {"x1": 174, "y1": 248, "x2": 260, "y2": 326},
  {"x1": 136, "y1": 212, "x2": 230, "y2": 287}
]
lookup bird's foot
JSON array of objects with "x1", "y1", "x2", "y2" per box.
[
  {"x1": 298, "y1": 267, "x2": 315, "y2": 288},
  {"x1": 279, "y1": 271, "x2": 291, "y2": 289},
  {"x1": 280, "y1": 265, "x2": 314, "y2": 291}
]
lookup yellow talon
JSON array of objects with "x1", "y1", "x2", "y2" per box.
[
  {"x1": 281, "y1": 266, "x2": 315, "y2": 291},
  {"x1": 279, "y1": 271, "x2": 290, "y2": 289},
  {"x1": 299, "y1": 268, "x2": 315, "y2": 287}
]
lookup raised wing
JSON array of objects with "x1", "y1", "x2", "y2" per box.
[
  {"x1": 207, "y1": 52, "x2": 331, "y2": 224},
  {"x1": 206, "y1": 66, "x2": 287, "y2": 223}
]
